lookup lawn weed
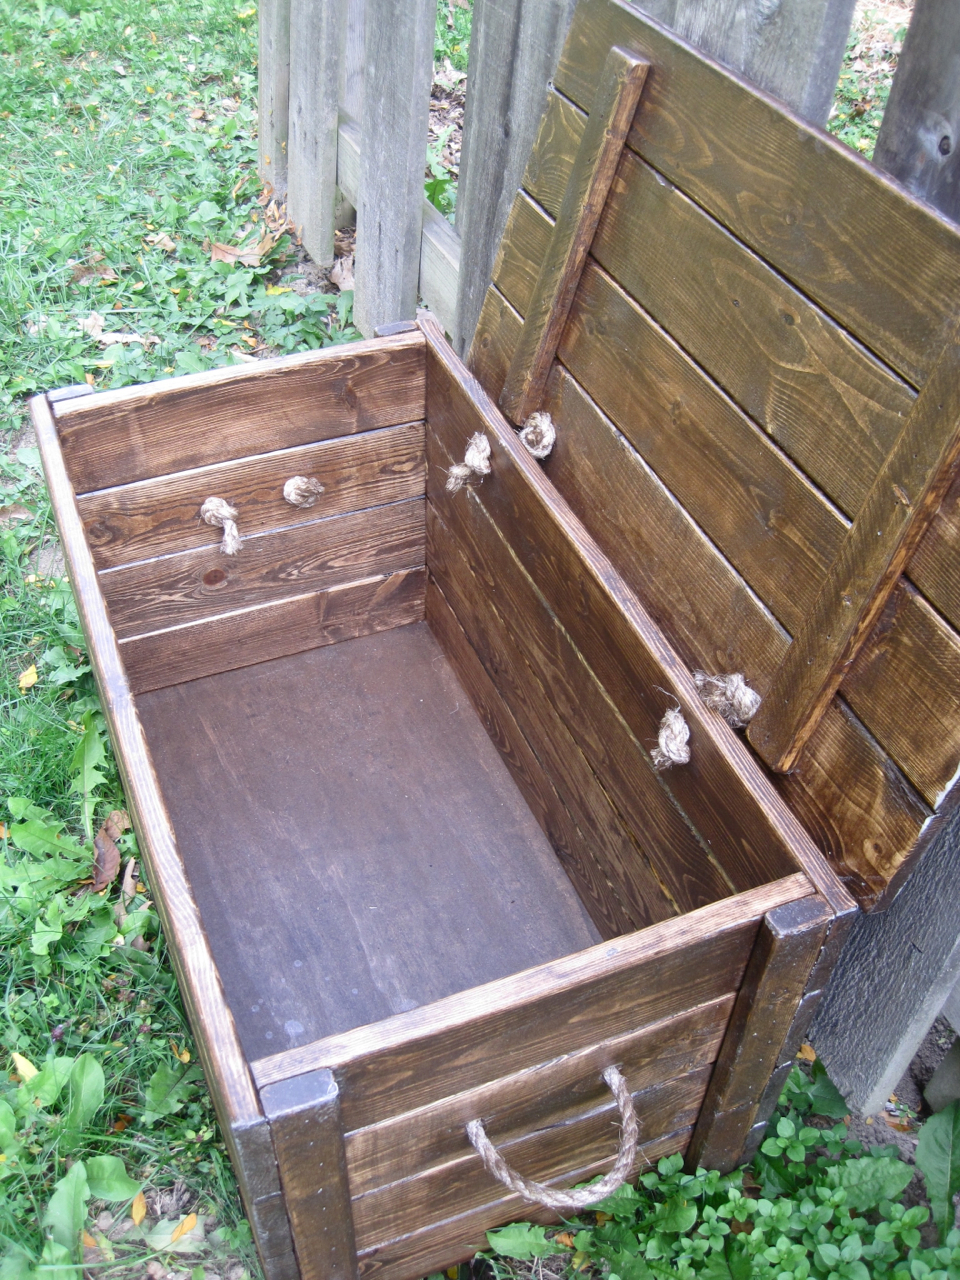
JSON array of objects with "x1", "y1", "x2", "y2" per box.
[{"x1": 827, "y1": 1, "x2": 910, "y2": 159}]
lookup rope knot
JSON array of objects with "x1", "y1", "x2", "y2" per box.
[
  {"x1": 446, "y1": 432, "x2": 491, "y2": 493},
  {"x1": 693, "y1": 671, "x2": 761, "y2": 728},
  {"x1": 519, "y1": 411, "x2": 556, "y2": 459},
  {"x1": 652, "y1": 705, "x2": 690, "y2": 771},
  {"x1": 200, "y1": 496, "x2": 241, "y2": 556},
  {"x1": 283, "y1": 475, "x2": 325, "y2": 508}
]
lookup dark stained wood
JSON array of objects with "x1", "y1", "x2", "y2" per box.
[
  {"x1": 749, "y1": 332, "x2": 960, "y2": 773},
  {"x1": 260, "y1": 1069, "x2": 358, "y2": 1280},
  {"x1": 352, "y1": 1066, "x2": 710, "y2": 1250},
  {"x1": 554, "y1": 0, "x2": 960, "y2": 389},
  {"x1": 252, "y1": 876, "x2": 812, "y2": 1124},
  {"x1": 230, "y1": 1120, "x2": 301, "y2": 1280},
  {"x1": 499, "y1": 47, "x2": 649, "y2": 424},
  {"x1": 54, "y1": 331, "x2": 426, "y2": 492},
  {"x1": 686, "y1": 896, "x2": 832, "y2": 1171},
  {"x1": 467, "y1": 285, "x2": 524, "y2": 399},
  {"x1": 31, "y1": 394, "x2": 287, "y2": 1270},
  {"x1": 345, "y1": 994, "x2": 732, "y2": 1196},
  {"x1": 910, "y1": 471, "x2": 960, "y2": 631},
  {"x1": 521, "y1": 89, "x2": 585, "y2": 218},
  {"x1": 539, "y1": 364, "x2": 931, "y2": 904},
  {"x1": 421, "y1": 316, "x2": 847, "y2": 910},
  {"x1": 122, "y1": 568, "x2": 426, "y2": 694},
  {"x1": 100, "y1": 497, "x2": 425, "y2": 638},
  {"x1": 490, "y1": 192, "x2": 552, "y2": 320},
  {"x1": 428, "y1": 446, "x2": 733, "y2": 912},
  {"x1": 354, "y1": 1126, "x2": 693, "y2": 1280},
  {"x1": 78, "y1": 420, "x2": 425, "y2": 570},
  {"x1": 427, "y1": 576, "x2": 656, "y2": 939}
]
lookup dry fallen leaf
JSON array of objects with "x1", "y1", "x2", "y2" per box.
[
  {"x1": 12, "y1": 1052, "x2": 38, "y2": 1081},
  {"x1": 210, "y1": 232, "x2": 276, "y2": 268},
  {"x1": 0, "y1": 504, "x2": 31, "y2": 528},
  {"x1": 170, "y1": 1040, "x2": 191, "y2": 1064},
  {"x1": 797, "y1": 1042, "x2": 817, "y2": 1063},
  {"x1": 17, "y1": 664, "x2": 38, "y2": 693},
  {"x1": 189, "y1": 107, "x2": 205, "y2": 119},
  {"x1": 99, "y1": 331, "x2": 158, "y2": 348},
  {"x1": 82, "y1": 1231, "x2": 98, "y2": 1248},
  {"x1": 112, "y1": 1112, "x2": 133, "y2": 1132},
  {"x1": 131, "y1": 1191, "x2": 147, "y2": 1226},
  {"x1": 145, "y1": 231, "x2": 177, "y2": 252},
  {"x1": 170, "y1": 1213, "x2": 198, "y2": 1244},
  {"x1": 91, "y1": 810, "x2": 131, "y2": 892},
  {"x1": 330, "y1": 253, "x2": 355, "y2": 291},
  {"x1": 78, "y1": 311, "x2": 105, "y2": 339},
  {"x1": 554, "y1": 1232, "x2": 575, "y2": 1248}
]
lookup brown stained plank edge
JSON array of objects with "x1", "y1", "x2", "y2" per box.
[
  {"x1": 29, "y1": 396, "x2": 297, "y2": 1266},
  {"x1": 343, "y1": 994, "x2": 732, "y2": 1197},
  {"x1": 354, "y1": 1127, "x2": 693, "y2": 1280},
  {"x1": 55, "y1": 330, "x2": 426, "y2": 493},
  {"x1": 250, "y1": 875, "x2": 812, "y2": 1128},
  {"x1": 78, "y1": 419, "x2": 425, "y2": 571},
  {"x1": 686, "y1": 896, "x2": 833, "y2": 1172},
  {"x1": 499, "y1": 48, "x2": 649, "y2": 425},
  {"x1": 121, "y1": 568, "x2": 427, "y2": 694},
  {"x1": 749, "y1": 331, "x2": 960, "y2": 773},
  {"x1": 421, "y1": 314, "x2": 850, "y2": 914}
]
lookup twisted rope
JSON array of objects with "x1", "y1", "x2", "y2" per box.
[
  {"x1": 200, "y1": 496, "x2": 241, "y2": 555},
  {"x1": 652, "y1": 705, "x2": 690, "y2": 770},
  {"x1": 466, "y1": 1065, "x2": 639, "y2": 1212},
  {"x1": 283, "y1": 475, "x2": 325, "y2": 508},
  {"x1": 519, "y1": 411, "x2": 556, "y2": 459},
  {"x1": 446, "y1": 433, "x2": 491, "y2": 493},
  {"x1": 693, "y1": 671, "x2": 761, "y2": 728}
]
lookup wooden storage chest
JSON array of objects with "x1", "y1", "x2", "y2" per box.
[{"x1": 35, "y1": 1, "x2": 960, "y2": 1276}]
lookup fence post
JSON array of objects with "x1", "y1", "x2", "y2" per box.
[
  {"x1": 873, "y1": 0, "x2": 960, "y2": 225},
  {"x1": 259, "y1": 0, "x2": 292, "y2": 189},
  {"x1": 353, "y1": 0, "x2": 438, "y2": 336},
  {"x1": 287, "y1": 0, "x2": 342, "y2": 267},
  {"x1": 452, "y1": 0, "x2": 577, "y2": 355}
]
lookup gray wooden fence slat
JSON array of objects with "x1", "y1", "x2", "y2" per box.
[
  {"x1": 288, "y1": 0, "x2": 342, "y2": 267},
  {"x1": 452, "y1": 0, "x2": 578, "y2": 355},
  {"x1": 636, "y1": 0, "x2": 858, "y2": 126},
  {"x1": 873, "y1": 0, "x2": 960, "y2": 225},
  {"x1": 353, "y1": 0, "x2": 438, "y2": 336},
  {"x1": 259, "y1": 0, "x2": 292, "y2": 189}
]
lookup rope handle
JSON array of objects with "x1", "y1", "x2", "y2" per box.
[
  {"x1": 466, "y1": 1065, "x2": 639, "y2": 1212},
  {"x1": 200, "y1": 496, "x2": 241, "y2": 556}
]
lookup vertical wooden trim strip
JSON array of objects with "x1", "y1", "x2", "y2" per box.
[
  {"x1": 686, "y1": 896, "x2": 834, "y2": 1173},
  {"x1": 749, "y1": 331, "x2": 960, "y2": 772},
  {"x1": 259, "y1": 0, "x2": 291, "y2": 188},
  {"x1": 499, "y1": 46, "x2": 649, "y2": 424},
  {"x1": 261, "y1": 1070, "x2": 359, "y2": 1280},
  {"x1": 288, "y1": 0, "x2": 342, "y2": 267}
]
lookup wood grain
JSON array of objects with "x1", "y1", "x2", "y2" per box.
[
  {"x1": 499, "y1": 47, "x2": 649, "y2": 424},
  {"x1": 687, "y1": 896, "x2": 832, "y2": 1171},
  {"x1": 427, "y1": 576, "x2": 655, "y2": 939},
  {"x1": 54, "y1": 332, "x2": 425, "y2": 492},
  {"x1": 422, "y1": 317, "x2": 846, "y2": 909},
  {"x1": 260, "y1": 1069, "x2": 358, "y2": 1280},
  {"x1": 910, "y1": 470, "x2": 960, "y2": 631},
  {"x1": 287, "y1": 0, "x2": 340, "y2": 266},
  {"x1": 344, "y1": 995, "x2": 732, "y2": 1196},
  {"x1": 121, "y1": 568, "x2": 426, "y2": 694},
  {"x1": 354, "y1": 1127, "x2": 692, "y2": 1280},
  {"x1": 258, "y1": 0, "x2": 290, "y2": 186},
  {"x1": 554, "y1": 0, "x2": 960, "y2": 389},
  {"x1": 352, "y1": 1067, "x2": 710, "y2": 1250},
  {"x1": 78, "y1": 420, "x2": 425, "y2": 570},
  {"x1": 100, "y1": 497, "x2": 425, "y2": 638},
  {"x1": 252, "y1": 876, "x2": 812, "y2": 1124},
  {"x1": 749, "y1": 332, "x2": 960, "y2": 772},
  {"x1": 467, "y1": 284, "x2": 524, "y2": 400}
]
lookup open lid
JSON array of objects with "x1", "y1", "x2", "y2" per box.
[{"x1": 465, "y1": 0, "x2": 960, "y2": 911}]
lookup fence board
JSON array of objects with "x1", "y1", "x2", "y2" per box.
[
  {"x1": 873, "y1": 0, "x2": 960, "y2": 225},
  {"x1": 288, "y1": 0, "x2": 341, "y2": 266},
  {"x1": 452, "y1": 0, "x2": 577, "y2": 354},
  {"x1": 259, "y1": 0, "x2": 291, "y2": 189}
]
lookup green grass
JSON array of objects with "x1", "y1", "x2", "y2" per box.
[
  {"x1": 0, "y1": 0, "x2": 362, "y2": 1272},
  {"x1": 827, "y1": 6, "x2": 909, "y2": 160}
]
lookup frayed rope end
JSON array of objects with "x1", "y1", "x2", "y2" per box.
[
  {"x1": 652, "y1": 706, "x2": 690, "y2": 771},
  {"x1": 519, "y1": 411, "x2": 556, "y2": 459},
  {"x1": 693, "y1": 671, "x2": 761, "y2": 728},
  {"x1": 446, "y1": 432, "x2": 491, "y2": 493}
]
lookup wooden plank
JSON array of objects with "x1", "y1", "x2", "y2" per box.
[
  {"x1": 99, "y1": 497, "x2": 425, "y2": 638},
  {"x1": 344, "y1": 995, "x2": 732, "y2": 1195},
  {"x1": 353, "y1": 0, "x2": 435, "y2": 335},
  {"x1": 287, "y1": 0, "x2": 341, "y2": 266},
  {"x1": 428, "y1": 448, "x2": 733, "y2": 912},
  {"x1": 252, "y1": 876, "x2": 811, "y2": 1123},
  {"x1": 422, "y1": 316, "x2": 846, "y2": 910},
  {"x1": 499, "y1": 47, "x2": 649, "y2": 424},
  {"x1": 354, "y1": 1126, "x2": 692, "y2": 1280},
  {"x1": 122, "y1": 567, "x2": 426, "y2": 694},
  {"x1": 230, "y1": 1119, "x2": 301, "y2": 1280},
  {"x1": 467, "y1": 284, "x2": 522, "y2": 401},
  {"x1": 427, "y1": 576, "x2": 650, "y2": 940},
  {"x1": 78, "y1": 420, "x2": 424, "y2": 570},
  {"x1": 451, "y1": 0, "x2": 576, "y2": 354},
  {"x1": 352, "y1": 1066, "x2": 710, "y2": 1249},
  {"x1": 54, "y1": 332, "x2": 425, "y2": 492},
  {"x1": 31, "y1": 395, "x2": 278, "y2": 1260},
  {"x1": 686, "y1": 896, "x2": 833, "y2": 1171},
  {"x1": 261, "y1": 1069, "x2": 358, "y2": 1280},
  {"x1": 910, "y1": 470, "x2": 960, "y2": 632},
  {"x1": 554, "y1": 0, "x2": 960, "y2": 389},
  {"x1": 521, "y1": 89, "x2": 585, "y2": 218},
  {"x1": 873, "y1": 0, "x2": 960, "y2": 225},
  {"x1": 258, "y1": 0, "x2": 290, "y2": 187},
  {"x1": 749, "y1": 331, "x2": 960, "y2": 773}
]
